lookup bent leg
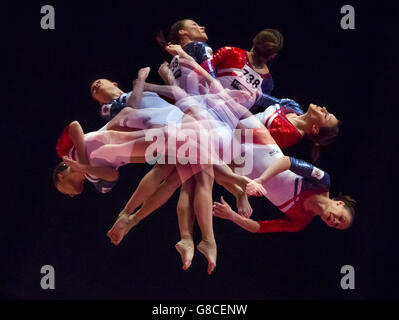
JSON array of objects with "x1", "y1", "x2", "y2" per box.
[
  {"x1": 124, "y1": 164, "x2": 175, "y2": 213},
  {"x1": 107, "y1": 164, "x2": 175, "y2": 244},
  {"x1": 108, "y1": 169, "x2": 183, "y2": 245}
]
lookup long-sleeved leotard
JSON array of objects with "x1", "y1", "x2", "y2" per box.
[
  {"x1": 242, "y1": 130, "x2": 330, "y2": 233},
  {"x1": 257, "y1": 157, "x2": 329, "y2": 233}
]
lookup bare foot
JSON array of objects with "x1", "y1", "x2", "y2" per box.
[
  {"x1": 175, "y1": 238, "x2": 194, "y2": 271},
  {"x1": 106, "y1": 213, "x2": 130, "y2": 245},
  {"x1": 197, "y1": 240, "x2": 217, "y2": 275},
  {"x1": 236, "y1": 193, "x2": 253, "y2": 218}
]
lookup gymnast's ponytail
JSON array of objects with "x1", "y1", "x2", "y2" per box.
[
  {"x1": 253, "y1": 29, "x2": 284, "y2": 61},
  {"x1": 310, "y1": 143, "x2": 321, "y2": 164},
  {"x1": 307, "y1": 121, "x2": 341, "y2": 163}
]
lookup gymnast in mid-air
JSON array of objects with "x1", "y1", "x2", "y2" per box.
[
  {"x1": 54, "y1": 19, "x2": 353, "y2": 275},
  {"x1": 89, "y1": 22, "x2": 340, "y2": 272}
]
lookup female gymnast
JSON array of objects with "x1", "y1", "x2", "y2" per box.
[
  {"x1": 157, "y1": 19, "x2": 282, "y2": 96},
  {"x1": 92, "y1": 23, "x2": 337, "y2": 271},
  {"x1": 109, "y1": 127, "x2": 355, "y2": 251},
  {"x1": 213, "y1": 127, "x2": 355, "y2": 232},
  {"x1": 239, "y1": 102, "x2": 340, "y2": 162}
]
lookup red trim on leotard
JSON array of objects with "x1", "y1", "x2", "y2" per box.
[
  {"x1": 264, "y1": 107, "x2": 303, "y2": 150},
  {"x1": 56, "y1": 124, "x2": 73, "y2": 158},
  {"x1": 257, "y1": 189, "x2": 323, "y2": 233}
]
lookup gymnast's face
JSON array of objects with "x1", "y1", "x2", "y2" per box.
[
  {"x1": 181, "y1": 20, "x2": 208, "y2": 43},
  {"x1": 307, "y1": 104, "x2": 338, "y2": 131},
  {"x1": 56, "y1": 166, "x2": 85, "y2": 197},
  {"x1": 91, "y1": 79, "x2": 123, "y2": 105},
  {"x1": 320, "y1": 200, "x2": 352, "y2": 230}
]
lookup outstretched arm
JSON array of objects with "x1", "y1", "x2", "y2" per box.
[
  {"x1": 251, "y1": 94, "x2": 303, "y2": 114},
  {"x1": 213, "y1": 196, "x2": 310, "y2": 233},
  {"x1": 256, "y1": 218, "x2": 310, "y2": 233},
  {"x1": 246, "y1": 156, "x2": 291, "y2": 196},
  {"x1": 213, "y1": 196, "x2": 260, "y2": 232},
  {"x1": 257, "y1": 155, "x2": 291, "y2": 183}
]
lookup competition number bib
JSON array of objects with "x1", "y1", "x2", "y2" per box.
[{"x1": 169, "y1": 56, "x2": 182, "y2": 79}]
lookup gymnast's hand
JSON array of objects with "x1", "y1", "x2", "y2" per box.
[
  {"x1": 138, "y1": 67, "x2": 150, "y2": 80},
  {"x1": 165, "y1": 44, "x2": 184, "y2": 56},
  {"x1": 246, "y1": 179, "x2": 267, "y2": 197},
  {"x1": 158, "y1": 61, "x2": 174, "y2": 83},
  {"x1": 158, "y1": 61, "x2": 170, "y2": 75},
  {"x1": 213, "y1": 196, "x2": 236, "y2": 220},
  {"x1": 62, "y1": 156, "x2": 87, "y2": 173}
]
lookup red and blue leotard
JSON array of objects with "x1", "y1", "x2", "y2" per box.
[{"x1": 242, "y1": 130, "x2": 330, "y2": 233}]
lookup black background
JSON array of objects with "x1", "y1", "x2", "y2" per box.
[{"x1": 1, "y1": 0, "x2": 397, "y2": 300}]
